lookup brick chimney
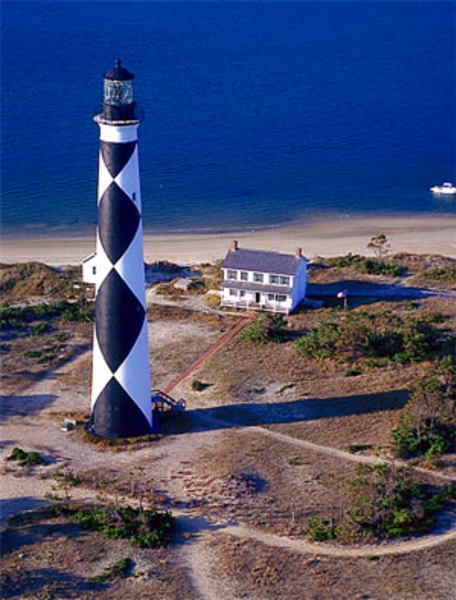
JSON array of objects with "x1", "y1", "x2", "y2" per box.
[
  {"x1": 295, "y1": 247, "x2": 303, "y2": 258},
  {"x1": 231, "y1": 240, "x2": 239, "y2": 251}
]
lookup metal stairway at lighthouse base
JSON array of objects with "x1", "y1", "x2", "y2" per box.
[
  {"x1": 151, "y1": 390, "x2": 186, "y2": 433},
  {"x1": 151, "y1": 389, "x2": 186, "y2": 413}
]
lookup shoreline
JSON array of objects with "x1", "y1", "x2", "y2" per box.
[{"x1": 1, "y1": 215, "x2": 455, "y2": 266}]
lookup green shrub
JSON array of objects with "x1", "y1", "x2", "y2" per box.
[
  {"x1": 23, "y1": 350, "x2": 42, "y2": 359},
  {"x1": 345, "y1": 367, "x2": 362, "y2": 377},
  {"x1": 346, "y1": 444, "x2": 373, "y2": 454},
  {"x1": 240, "y1": 314, "x2": 287, "y2": 344},
  {"x1": 93, "y1": 558, "x2": 133, "y2": 582},
  {"x1": 294, "y1": 310, "x2": 444, "y2": 364},
  {"x1": 390, "y1": 359, "x2": 456, "y2": 461},
  {"x1": 304, "y1": 464, "x2": 456, "y2": 542},
  {"x1": 327, "y1": 254, "x2": 401, "y2": 277},
  {"x1": 59, "y1": 299, "x2": 93, "y2": 322},
  {"x1": 7, "y1": 447, "x2": 45, "y2": 466},
  {"x1": 31, "y1": 322, "x2": 52, "y2": 336},
  {"x1": 72, "y1": 505, "x2": 174, "y2": 548},
  {"x1": 192, "y1": 380, "x2": 207, "y2": 392},
  {"x1": 304, "y1": 517, "x2": 336, "y2": 542},
  {"x1": 418, "y1": 267, "x2": 456, "y2": 285},
  {"x1": 32, "y1": 303, "x2": 60, "y2": 318},
  {"x1": 0, "y1": 306, "x2": 29, "y2": 329}
]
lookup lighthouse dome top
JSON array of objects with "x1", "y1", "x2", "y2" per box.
[{"x1": 104, "y1": 59, "x2": 134, "y2": 81}]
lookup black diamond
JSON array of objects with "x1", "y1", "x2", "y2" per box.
[
  {"x1": 92, "y1": 377, "x2": 150, "y2": 438},
  {"x1": 100, "y1": 141, "x2": 137, "y2": 179},
  {"x1": 98, "y1": 182, "x2": 140, "y2": 264},
  {"x1": 95, "y1": 269, "x2": 146, "y2": 372}
]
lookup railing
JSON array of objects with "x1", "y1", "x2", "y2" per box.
[
  {"x1": 221, "y1": 299, "x2": 289, "y2": 314},
  {"x1": 151, "y1": 389, "x2": 186, "y2": 412}
]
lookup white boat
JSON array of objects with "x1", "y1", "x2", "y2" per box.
[{"x1": 430, "y1": 182, "x2": 456, "y2": 195}]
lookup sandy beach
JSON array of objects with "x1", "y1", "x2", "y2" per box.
[{"x1": 2, "y1": 215, "x2": 455, "y2": 266}]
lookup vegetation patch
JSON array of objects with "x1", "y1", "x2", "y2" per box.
[
  {"x1": 93, "y1": 557, "x2": 134, "y2": 582},
  {"x1": 417, "y1": 267, "x2": 456, "y2": 286},
  {"x1": 304, "y1": 463, "x2": 455, "y2": 543},
  {"x1": 0, "y1": 299, "x2": 92, "y2": 331},
  {"x1": 293, "y1": 309, "x2": 448, "y2": 364},
  {"x1": 326, "y1": 254, "x2": 402, "y2": 277},
  {"x1": 390, "y1": 358, "x2": 456, "y2": 466},
  {"x1": 192, "y1": 379, "x2": 209, "y2": 392},
  {"x1": 0, "y1": 262, "x2": 86, "y2": 304},
  {"x1": 240, "y1": 314, "x2": 287, "y2": 344},
  {"x1": 71, "y1": 504, "x2": 174, "y2": 548},
  {"x1": 6, "y1": 447, "x2": 46, "y2": 466}
]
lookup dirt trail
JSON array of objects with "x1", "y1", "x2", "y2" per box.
[{"x1": 191, "y1": 412, "x2": 456, "y2": 483}]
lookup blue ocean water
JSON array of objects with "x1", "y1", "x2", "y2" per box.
[{"x1": 2, "y1": 1, "x2": 455, "y2": 236}]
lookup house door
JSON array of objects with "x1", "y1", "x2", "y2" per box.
[{"x1": 255, "y1": 292, "x2": 261, "y2": 304}]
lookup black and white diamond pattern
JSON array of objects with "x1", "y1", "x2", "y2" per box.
[{"x1": 91, "y1": 127, "x2": 152, "y2": 438}]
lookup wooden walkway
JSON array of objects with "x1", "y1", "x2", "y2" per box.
[{"x1": 163, "y1": 314, "x2": 252, "y2": 394}]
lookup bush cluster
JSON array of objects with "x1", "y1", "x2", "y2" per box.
[
  {"x1": 390, "y1": 358, "x2": 456, "y2": 465},
  {"x1": 73, "y1": 505, "x2": 174, "y2": 548},
  {"x1": 240, "y1": 314, "x2": 287, "y2": 344},
  {"x1": 418, "y1": 267, "x2": 456, "y2": 285},
  {"x1": 0, "y1": 299, "x2": 93, "y2": 330},
  {"x1": 294, "y1": 310, "x2": 445, "y2": 364},
  {"x1": 327, "y1": 254, "x2": 401, "y2": 277},
  {"x1": 305, "y1": 463, "x2": 455, "y2": 542},
  {"x1": 7, "y1": 447, "x2": 46, "y2": 466}
]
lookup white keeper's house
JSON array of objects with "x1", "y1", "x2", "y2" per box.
[{"x1": 221, "y1": 241, "x2": 307, "y2": 314}]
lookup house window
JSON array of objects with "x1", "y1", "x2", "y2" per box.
[
  {"x1": 269, "y1": 275, "x2": 280, "y2": 284},
  {"x1": 276, "y1": 294, "x2": 287, "y2": 302},
  {"x1": 227, "y1": 270, "x2": 238, "y2": 280},
  {"x1": 280, "y1": 276, "x2": 290, "y2": 286},
  {"x1": 240, "y1": 291, "x2": 246, "y2": 298},
  {"x1": 229, "y1": 289, "x2": 238, "y2": 297},
  {"x1": 240, "y1": 271, "x2": 249, "y2": 281},
  {"x1": 253, "y1": 272, "x2": 264, "y2": 283},
  {"x1": 267, "y1": 293, "x2": 275, "y2": 301}
]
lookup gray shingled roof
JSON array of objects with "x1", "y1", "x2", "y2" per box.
[
  {"x1": 222, "y1": 248, "x2": 305, "y2": 276},
  {"x1": 222, "y1": 280, "x2": 292, "y2": 295}
]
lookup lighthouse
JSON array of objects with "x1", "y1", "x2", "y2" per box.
[{"x1": 85, "y1": 60, "x2": 152, "y2": 438}]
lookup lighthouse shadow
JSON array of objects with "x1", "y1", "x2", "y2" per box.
[
  {"x1": 176, "y1": 389, "x2": 409, "y2": 434},
  {"x1": 0, "y1": 394, "x2": 59, "y2": 423}
]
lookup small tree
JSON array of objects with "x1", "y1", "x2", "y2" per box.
[{"x1": 367, "y1": 234, "x2": 390, "y2": 261}]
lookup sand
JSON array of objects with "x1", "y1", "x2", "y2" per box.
[{"x1": 1, "y1": 215, "x2": 455, "y2": 266}]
